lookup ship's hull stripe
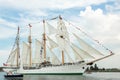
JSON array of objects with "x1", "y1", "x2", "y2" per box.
[{"x1": 23, "y1": 73, "x2": 83, "y2": 75}]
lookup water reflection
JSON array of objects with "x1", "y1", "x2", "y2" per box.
[
  {"x1": 4, "y1": 75, "x2": 97, "y2": 80},
  {"x1": 23, "y1": 75, "x2": 99, "y2": 80},
  {"x1": 3, "y1": 73, "x2": 120, "y2": 80}
]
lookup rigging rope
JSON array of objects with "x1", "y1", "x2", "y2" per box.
[
  {"x1": 23, "y1": 16, "x2": 58, "y2": 27},
  {"x1": 63, "y1": 18, "x2": 114, "y2": 55},
  {"x1": 6, "y1": 29, "x2": 18, "y2": 63},
  {"x1": 12, "y1": 15, "x2": 114, "y2": 56}
]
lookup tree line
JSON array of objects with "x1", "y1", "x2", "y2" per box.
[{"x1": 86, "y1": 64, "x2": 120, "y2": 72}]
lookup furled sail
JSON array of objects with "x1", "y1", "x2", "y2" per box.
[
  {"x1": 56, "y1": 18, "x2": 70, "y2": 51},
  {"x1": 6, "y1": 48, "x2": 18, "y2": 66},
  {"x1": 33, "y1": 39, "x2": 44, "y2": 64},
  {"x1": 71, "y1": 43, "x2": 95, "y2": 62},
  {"x1": 73, "y1": 33, "x2": 104, "y2": 57},
  {"x1": 22, "y1": 42, "x2": 30, "y2": 67},
  {"x1": 57, "y1": 18, "x2": 69, "y2": 41}
]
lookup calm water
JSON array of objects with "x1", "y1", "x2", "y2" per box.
[{"x1": 1, "y1": 72, "x2": 120, "y2": 80}]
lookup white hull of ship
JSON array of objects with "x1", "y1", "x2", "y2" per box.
[
  {"x1": 2, "y1": 66, "x2": 18, "y2": 73},
  {"x1": 3, "y1": 68, "x2": 16, "y2": 73},
  {"x1": 17, "y1": 63, "x2": 87, "y2": 75}
]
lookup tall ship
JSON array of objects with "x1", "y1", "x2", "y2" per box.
[{"x1": 3, "y1": 16, "x2": 114, "y2": 75}]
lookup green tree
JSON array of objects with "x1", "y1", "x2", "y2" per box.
[
  {"x1": 86, "y1": 67, "x2": 90, "y2": 71},
  {"x1": 90, "y1": 66, "x2": 94, "y2": 70},
  {"x1": 94, "y1": 64, "x2": 99, "y2": 70}
]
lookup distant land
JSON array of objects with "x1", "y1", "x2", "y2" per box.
[
  {"x1": 0, "y1": 67, "x2": 3, "y2": 72},
  {"x1": 86, "y1": 64, "x2": 120, "y2": 72}
]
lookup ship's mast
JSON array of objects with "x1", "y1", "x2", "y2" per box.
[
  {"x1": 43, "y1": 20, "x2": 46, "y2": 63},
  {"x1": 59, "y1": 16, "x2": 65, "y2": 65},
  {"x1": 16, "y1": 27, "x2": 20, "y2": 67},
  {"x1": 28, "y1": 24, "x2": 32, "y2": 67},
  {"x1": 62, "y1": 50, "x2": 64, "y2": 65}
]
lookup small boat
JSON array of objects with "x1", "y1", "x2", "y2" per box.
[
  {"x1": 4, "y1": 74, "x2": 23, "y2": 77},
  {"x1": 4, "y1": 75, "x2": 23, "y2": 80},
  {"x1": 4, "y1": 71, "x2": 23, "y2": 79}
]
